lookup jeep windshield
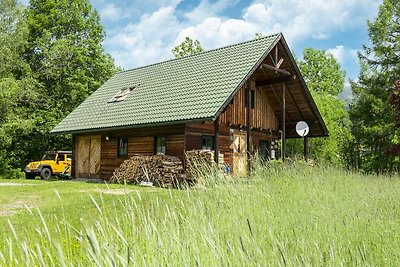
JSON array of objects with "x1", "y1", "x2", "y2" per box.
[{"x1": 42, "y1": 153, "x2": 56, "y2": 161}]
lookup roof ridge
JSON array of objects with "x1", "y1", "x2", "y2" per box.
[{"x1": 116, "y1": 32, "x2": 282, "y2": 75}]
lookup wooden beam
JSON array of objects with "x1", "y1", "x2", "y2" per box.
[
  {"x1": 256, "y1": 75, "x2": 295, "y2": 87},
  {"x1": 260, "y1": 66, "x2": 269, "y2": 79},
  {"x1": 214, "y1": 116, "x2": 219, "y2": 165},
  {"x1": 269, "y1": 85, "x2": 293, "y2": 122},
  {"x1": 262, "y1": 64, "x2": 291, "y2": 76},
  {"x1": 246, "y1": 80, "x2": 251, "y2": 173},
  {"x1": 285, "y1": 121, "x2": 319, "y2": 126},
  {"x1": 286, "y1": 84, "x2": 305, "y2": 120}
]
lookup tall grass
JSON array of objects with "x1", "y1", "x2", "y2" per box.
[{"x1": 1, "y1": 163, "x2": 400, "y2": 265}]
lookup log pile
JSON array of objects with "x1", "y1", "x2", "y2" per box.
[
  {"x1": 185, "y1": 150, "x2": 224, "y2": 178},
  {"x1": 111, "y1": 155, "x2": 184, "y2": 188}
]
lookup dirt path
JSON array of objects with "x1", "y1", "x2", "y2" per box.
[
  {"x1": 0, "y1": 183, "x2": 36, "y2": 187},
  {"x1": 0, "y1": 196, "x2": 37, "y2": 217}
]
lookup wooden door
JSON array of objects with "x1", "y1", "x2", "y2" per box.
[
  {"x1": 77, "y1": 135, "x2": 101, "y2": 178},
  {"x1": 89, "y1": 136, "x2": 101, "y2": 178},
  {"x1": 232, "y1": 132, "x2": 247, "y2": 175}
]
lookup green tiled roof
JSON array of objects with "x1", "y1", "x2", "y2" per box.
[{"x1": 51, "y1": 33, "x2": 281, "y2": 134}]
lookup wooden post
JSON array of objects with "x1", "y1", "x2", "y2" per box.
[
  {"x1": 304, "y1": 137, "x2": 308, "y2": 161},
  {"x1": 246, "y1": 80, "x2": 251, "y2": 172},
  {"x1": 214, "y1": 116, "x2": 219, "y2": 164},
  {"x1": 282, "y1": 83, "x2": 286, "y2": 161}
]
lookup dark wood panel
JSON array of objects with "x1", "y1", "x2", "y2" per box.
[
  {"x1": 220, "y1": 84, "x2": 278, "y2": 131},
  {"x1": 185, "y1": 122, "x2": 231, "y2": 166}
]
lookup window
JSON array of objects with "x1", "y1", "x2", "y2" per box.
[
  {"x1": 108, "y1": 86, "x2": 135, "y2": 103},
  {"x1": 246, "y1": 90, "x2": 255, "y2": 109},
  {"x1": 118, "y1": 137, "x2": 128, "y2": 157},
  {"x1": 155, "y1": 136, "x2": 166, "y2": 155},
  {"x1": 250, "y1": 90, "x2": 255, "y2": 109},
  {"x1": 57, "y1": 154, "x2": 65, "y2": 162},
  {"x1": 202, "y1": 135, "x2": 214, "y2": 150}
]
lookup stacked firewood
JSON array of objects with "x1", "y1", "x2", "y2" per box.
[
  {"x1": 185, "y1": 150, "x2": 224, "y2": 178},
  {"x1": 111, "y1": 155, "x2": 184, "y2": 188}
]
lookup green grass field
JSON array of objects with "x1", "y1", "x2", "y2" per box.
[{"x1": 0, "y1": 163, "x2": 400, "y2": 265}]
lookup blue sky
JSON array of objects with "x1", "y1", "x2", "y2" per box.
[{"x1": 91, "y1": 0, "x2": 380, "y2": 85}]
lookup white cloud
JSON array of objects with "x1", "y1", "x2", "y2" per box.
[
  {"x1": 327, "y1": 45, "x2": 358, "y2": 65},
  {"x1": 184, "y1": 0, "x2": 238, "y2": 23},
  {"x1": 240, "y1": 0, "x2": 379, "y2": 45},
  {"x1": 106, "y1": 7, "x2": 180, "y2": 68},
  {"x1": 99, "y1": 4, "x2": 123, "y2": 21},
  {"x1": 103, "y1": 0, "x2": 380, "y2": 71}
]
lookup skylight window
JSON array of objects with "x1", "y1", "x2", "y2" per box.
[{"x1": 108, "y1": 86, "x2": 135, "y2": 103}]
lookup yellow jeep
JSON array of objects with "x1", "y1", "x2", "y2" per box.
[{"x1": 24, "y1": 151, "x2": 72, "y2": 180}]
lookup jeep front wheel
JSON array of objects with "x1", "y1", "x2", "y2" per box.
[{"x1": 40, "y1": 168, "x2": 52, "y2": 180}]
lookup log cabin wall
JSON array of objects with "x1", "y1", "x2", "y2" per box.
[
  {"x1": 73, "y1": 124, "x2": 185, "y2": 180},
  {"x1": 220, "y1": 83, "x2": 279, "y2": 130},
  {"x1": 185, "y1": 122, "x2": 231, "y2": 165},
  {"x1": 185, "y1": 82, "x2": 280, "y2": 167}
]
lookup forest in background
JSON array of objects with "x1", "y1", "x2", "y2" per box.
[{"x1": 0, "y1": 0, "x2": 398, "y2": 177}]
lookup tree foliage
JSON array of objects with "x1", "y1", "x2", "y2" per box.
[
  {"x1": 172, "y1": 37, "x2": 204, "y2": 58},
  {"x1": 388, "y1": 80, "x2": 400, "y2": 155},
  {"x1": 299, "y1": 49, "x2": 346, "y2": 95},
  {"x1": 0, "y1": 0, "x2": 118, "y2": 176},
  {"x1": 350, "y1": 0, "x2": 400, "y2": 173},
  {"x1": 287, "y1": 48, "x2": 351, "y2": 166}
]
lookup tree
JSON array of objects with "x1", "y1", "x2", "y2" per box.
[
  {"x1": 350, "y1": 0, "x2": 400, "y2": 173},
  {"x1": 387, "y1": 80, "x2": 400, "y2": 155},
  {"x1": 299, "y1": 49, "x2": 346, "y2": 95},
  {"x1": 287, "y1": 48, "x2": 351, "y2": 166},
  {"x1": 0, "y1": 0, "x2": 119, "y2": 174},
  {"x1": 26, "y1": 0, "x2": 117, "y2": 112},
  {"x1": 172, "y1": 37, "x2": 204, "y2": 58},
  {"x1": 0, "y1": 0, "x2": 39, "y2": 176}
]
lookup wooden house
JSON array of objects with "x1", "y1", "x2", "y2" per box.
[{"x1": 51, "y1": 33, "x2": 328, "y2": 179}]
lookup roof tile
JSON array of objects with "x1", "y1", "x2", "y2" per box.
[{"x1": 51, "y1": 33, "x2": 280, "y2": 133}]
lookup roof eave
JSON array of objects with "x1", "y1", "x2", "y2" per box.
[
  {"x1": 279, "y1": 36, "x2": 329, "y2": 137},
  {"x1": 50, "y1": 117, "x2": 215, "y2": 135}
]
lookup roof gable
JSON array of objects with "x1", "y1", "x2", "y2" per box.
[{"x1": 51, "y1": 33, "x2": 285, "y2": 134}]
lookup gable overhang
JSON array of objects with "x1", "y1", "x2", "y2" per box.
[
  {"x1": 214, "y1": 34, "x2": 328, "y2": 138},
  {"x1": 214, "y1": 33, "x2": 282, "y2": 120}
]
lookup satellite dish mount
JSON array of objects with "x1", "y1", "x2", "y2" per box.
[{"x1": 296, "y1": 121, "x2": 309, "y2": 161}]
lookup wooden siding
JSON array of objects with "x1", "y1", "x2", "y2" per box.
[
  {"x1": 100, "y1": 124, "x2": 185, "y2": 179},
  {"x1": 185, "y1": 122, "x2": 231, "y2": 165},
  {"x1": 71, "y1": 135, "x2": 76, "y2": 178},
  {"x1": 220, "y1": 83, "x2": 279, "y2": 131},
  {"x1": 185, "y1": 122, "x2": 276, "y2": 167},
  {"x1": 73, "y1": 77, "x2": 281, "y2": 179}
]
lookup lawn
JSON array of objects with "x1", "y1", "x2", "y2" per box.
[{"x1": 0, "y1": 163, "x2": 400, "y2": 265}]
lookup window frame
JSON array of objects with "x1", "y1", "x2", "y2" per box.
[
  {"x1": 154, "y1": 136, "x2": 166, "y2": 155},
  {"x1": 108, "y1": 86, "x2": 135, "y2": 103},
  {"x1": 201, "y1": 135, "x2": 214, "y2": 150},
  {"x1": 57, "y1": 154, "x2": 65, "y2": 162},
  {"x1": 117, "y1": 137, "x2": 128, "y2": 158}
]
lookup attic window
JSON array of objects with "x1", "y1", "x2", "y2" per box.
[{"x1": 108, "y1": 86, "x2": 135, "y2": 103}]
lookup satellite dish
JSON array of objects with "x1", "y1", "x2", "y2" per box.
[{"x1": 296, "y1": 121, "x2": 309, "y2": 137}]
